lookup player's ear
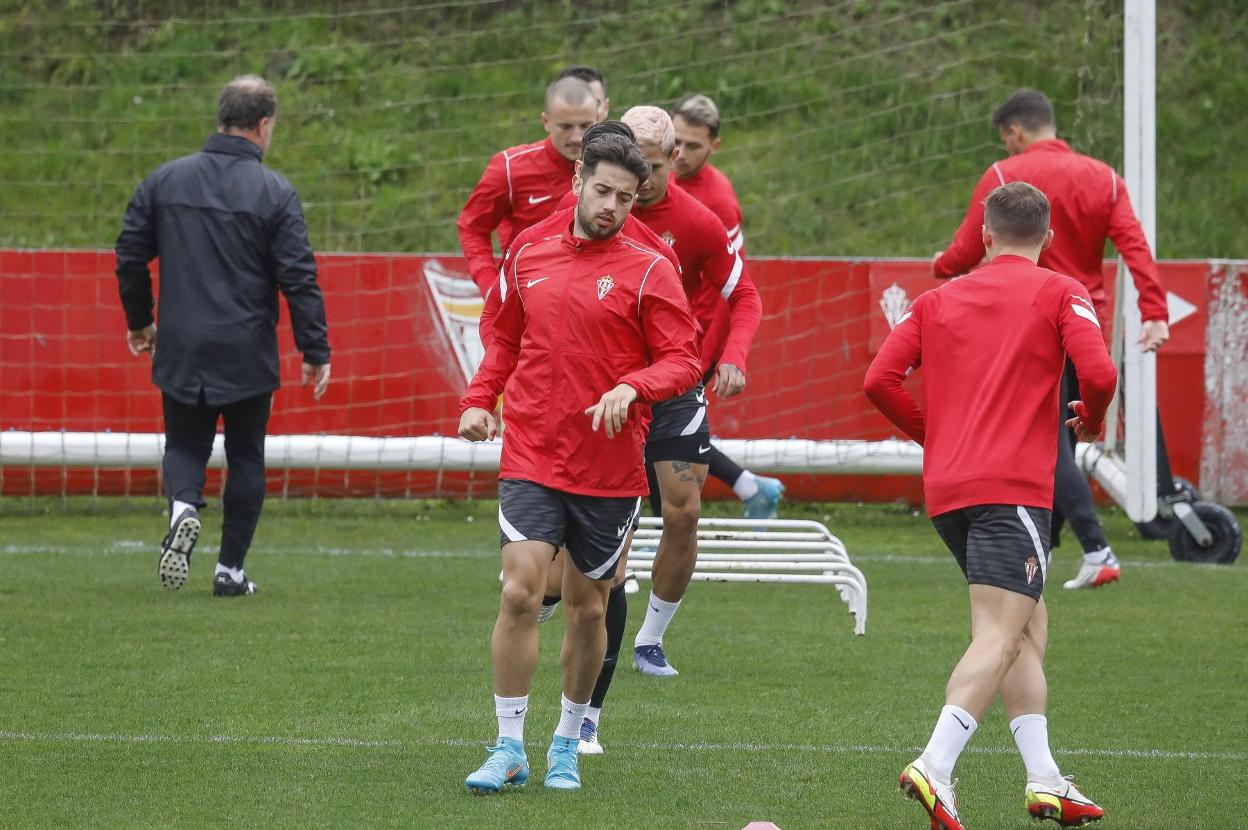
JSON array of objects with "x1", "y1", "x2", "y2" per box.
[
  {"x1": 711, "y1": 136, "x2": 721, "y2": 154},
  {"x1": 572, "y1": 172, "x2": 583, "y2": 198},
  {"x1": 541, "y1": 111, "x2": 551, "y2": 132},
  {"x1": 1040, "y1": 228, "x2": 1055, "y2": 251},
  {"x1": 981, "y1": 224, "x2": 992, "y2": 250}
]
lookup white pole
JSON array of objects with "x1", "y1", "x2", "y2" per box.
[{"x1": 1121, "y1": 0, "x2": 1158, "y2": 522}]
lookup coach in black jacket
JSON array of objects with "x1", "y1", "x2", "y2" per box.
[{"x1": 115, "y1": 75, "x2": 330, "y2": 598}]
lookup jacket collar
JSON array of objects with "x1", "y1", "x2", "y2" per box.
[
  {"x1": 203, "y1": 132, "x2": 264, "y2": 161},
  {"x1": 560, "y1": 221, "x2": 624, "y2": 255},
  {"x1": 542, "y1": 137, "x2": 576, "y2": 171},
  {"x1": 1022, "y1": 138, "x2": 1072, "y2": 155}
]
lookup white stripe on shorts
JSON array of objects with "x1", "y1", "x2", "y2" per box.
[
  {"x1": 586, "y1": 498, "x2": 642, "y2": 580},
  {"x1": 1016, "y1": 505, "x2": 1047, "y2": 587},
  {"x1": 679, "y1": 404, "x2": 707, "y2": 436},
  {"x1": 498, "y1": 504, "x2": 527, "y2": 543}
]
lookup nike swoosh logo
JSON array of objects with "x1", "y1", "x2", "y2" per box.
[
  {"x1": 952, "y1": 713, "x2": 971, "y2": 731},
  {"x1": 698, "y1": 445, "x2": 711, "y2": 454},
  {"x1": 527, "y1": 277, "x2": 550, "y2": 288},
  {"x1": 695, "y1": 392, "x2": 706, "y2": 404},
  {"x1": 617, "y1": 523, "x2": 629, "y2": 537},
  {"x1": 527, "y1": 194, "x2": 553, "y2": 205},
  {"x1": 506, "y1": 763, "x2": 524, "y2": 778},
  {"x1": 512, "y1": 707, "x2": 527, "y2": 716},
  {"x1": 649, "y1": 604, "x2": 661, "y2": 613}
]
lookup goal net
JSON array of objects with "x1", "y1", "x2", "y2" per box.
[{"x1": 1, "y1": 0, "x2": 1141, "y2": 504}]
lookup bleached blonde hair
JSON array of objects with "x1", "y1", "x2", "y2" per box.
[{"x1": 621, "y1": 105, "x2": 676, "y2": 155}]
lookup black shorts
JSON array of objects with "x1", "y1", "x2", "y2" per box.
[
  {"x1": 931, "y1": 504, "x2": 1052, "y2": 601},
  {"x1": 646, "y1": 382, "x2": 711, "y2": 463},
  {"x1": 497, "y1": 479, "x2": 642, "y2": 581}
]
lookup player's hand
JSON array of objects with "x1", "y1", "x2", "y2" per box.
[
  {"x1": 584, "y1": 383, "x2": 638, "y2": 438},
  {"x1": 302, "y1": 362, "x2": 331, "y2": 400},
  {"x1": 1139, "y1": 319, "x2": 1169, "y2": 352},
  {"x1": 713, "y1": 363, "x2": 746, "y2": 398},
  {"x1": 459, "y1": 407, "x2": 498, "y2": 442},
  {"x1": 1065, "y1": 400, "x2": 1103, "y2": 443},
  {"x1": 127, "y1": 325, "x2": 156, "y2": 357}
]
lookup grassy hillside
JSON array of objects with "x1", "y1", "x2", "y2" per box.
[{"x1": 0, "y1": 0, "x2": 1244, "y2": 258}]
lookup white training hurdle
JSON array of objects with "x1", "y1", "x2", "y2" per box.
[{"x1": 627, "y1": 517, "x2": 868, "y2": 636}]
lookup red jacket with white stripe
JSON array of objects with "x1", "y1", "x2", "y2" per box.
[
  {"x1": 558, "y1": 182, "x2": 762, "y2": 375},
  {"x1": 456, "y1": 137, "x2": 574, "y2": 296},
  {"x1": 864, "y1": 254, "x2": 1118, "y2": 516},
  {"x1": 460, "y1": 228, "x2": 701, "y2": 497},
  {"x1": 675, "y1": 162, "x2": 746, "y2": 255},
  {"x1": 934, "y1": 139, "x2": 1167, "y2": 323},
  {"x1": 478, "y1": 207, "x2": 682, "y2": 348}
]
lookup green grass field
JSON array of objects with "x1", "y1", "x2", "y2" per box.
[{"x1": 1, "y1": 497, "x2": 1245, "y2": 828}]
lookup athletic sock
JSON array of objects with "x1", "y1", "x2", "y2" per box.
[
  {"x1": 1010, "y1": 714, "x2": 1063, "y2": 786},
  {"x1": 732, "y1": 470, "x2": 760, "y2": 501},
  {"x1": 591, "y1": 583, "x2": 627, "y2": 708},
  {"x1": 920, "y1": 704, "x2": 978, "y2": 782},
  {"x1": 1083, "y1": 546, "x2": 1118, "y2": 567},
  {"x1": 214, "y1": 562, "x2": 244, "y2": 583},
  {"x1": 554, "y1": 694, "x2": 588, "y2": 741},
  {"x1": 634, "y1": 591, "x2": 681, "y2": 648},
  {"x1": 585, "y1": 706, "x2": 602, "y2": 728},
  {"x1": 494, "y1": 694, "x2": 528, "y2": 743},
  {"x1": 171, "y1": 500, "x2": 195, "y2": 528}
]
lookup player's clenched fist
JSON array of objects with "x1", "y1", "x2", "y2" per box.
[
  {"x1": 713, "y1": 362, "x2": 746, "y2": 398},
  {"x1": 459, "y1": 407, "x2": 498, "y2": 442},
  {"x1": 584, "y1": 383, "x2": 638, "y2": 438}
]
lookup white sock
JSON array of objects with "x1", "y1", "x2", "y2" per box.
[
  {"x1": 920, "y1": 704, "x2": 978, "y2": 781},
  {"x1": 586, "y1": 706, "x2": 602, "y2": 728},
  {"x1": 494, "y1": 694, "x2": 528, "y2": 743},
  {"x1": 634, "y1": 592, "x2": 682, "y2": 647},
  {"x1": 1011, "y1": 714, "x2": 1063, "y2": 785},
  {"x1": 1084, "y1": 546, "x2": 1118, "y2": 566},
  {"x1": 214, "y1": 563, "x2": 244, "y2": 583},
  {"x1": 732, "y1": 470, "x2": 760, "y2": 501},
  {"x1": 554, "y1": 694, "x2": 588, "y2": 741},
  {"x1": 170, "y1": 500, "x2": 195, "y2": 528}
]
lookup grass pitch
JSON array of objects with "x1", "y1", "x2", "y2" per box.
[{"x1": 1, "y1": 498, "x2": 1245, "y2": 828}]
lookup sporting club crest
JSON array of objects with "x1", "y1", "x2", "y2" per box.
[
  {"x1": 596, "y1": 274, "x2": 615, "y2": 300},
  {"x1": 1025, "y1": 556, "x2": 1040, "y2": 585},
  {"x1": 879, "y1": 282, "x2": 911, "y2": 329},
  {"x1": 661, "y1": 231, "x2": 677, "y2": 247}
]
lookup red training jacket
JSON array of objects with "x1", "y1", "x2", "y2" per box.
[
  {"x1": 456, "y1": 137, "x2": 575, "y2": 296},
  {"x1": 674, "y1": 162, "x2": 745, "y2": 255},
  {"x1": 864, "y1": 254, "x2": 1117, "y2": 516},
  {"x1": 933, "y1": 139, "x2": 1167, "y2": 323},
  {"x1": 557, "y1": 182, "x2": 761, "y2": 375},
  {"x1": 479, "y1": 207, "x2": 681, "y2": 348},
  {"x1": 460, "y1": 228, "x2": 701, "y2": 497}
]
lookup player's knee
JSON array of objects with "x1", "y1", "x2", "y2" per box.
[
  {"x1": 661, "y1": 496, "x2": 700, "y2": 534},
  {"x1": 564, "y1": 592, "x2": 607, "y2": 628},
  {"x1": 499, "y1": 578, "x2": 542, "y2": 619}
]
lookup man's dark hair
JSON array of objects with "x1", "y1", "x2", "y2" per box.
[
  {"x1": 580, "y1": 132, "x2": 650, "y2": 185},
  {"x1": 583, "y1": 120, "x2": 635, "y2": 144},
  {"x1": 218, "y1": 75, "x2": 277, "y2": 130},
  {"x1": 991, "y1": 89, "x2": 1055, "y2": 133},
  {"x1": 673, "y1": 93, "x2": 721, "y2": 139},
  {"x1": 984, "y1": 182, "x2": 1050, "y2": 246},
  {"x1": 556, "y1": 64, "x2": 606, "y2": 94}
]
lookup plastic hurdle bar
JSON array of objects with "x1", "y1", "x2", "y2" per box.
[{"x1": 626, "y1": 517, "x2": 868, "y2": 636}]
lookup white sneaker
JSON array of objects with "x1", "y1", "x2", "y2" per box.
[
  {"x1": 537, "y1": 600, "x2": 559, "y2": 624},
  {"x1": 1026, "y1": 776, "x2": 1105, "y2": 824},
  {"x1": 899, "y1": 756, "x2": 964, "y2": 830},
  {"x1": 623, "y1": 571, "x2": 639, "y2": 595},
  {"x1": 577, "y1": 717, "x2": 603, "y2": 755},
  {"x1": 1062, "y1": 561, "x2": 1121, "y2": 590}
]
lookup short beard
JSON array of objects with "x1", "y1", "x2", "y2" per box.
[{"x1": 576, "y1": 203, "x2": 619, "y2": 241}]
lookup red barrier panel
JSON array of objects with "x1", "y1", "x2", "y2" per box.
[{"x1": 1, "y1": 250, "x2": 1242, "y2": 504}]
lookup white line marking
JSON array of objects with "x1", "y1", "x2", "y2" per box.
[{"x1": 0, "y1": 730, "x2": 1240, "y2": 762}]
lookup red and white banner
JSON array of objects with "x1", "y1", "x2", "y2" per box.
[{"x1": 1, "y1": 250, "x2": 1244, "y2": 504}]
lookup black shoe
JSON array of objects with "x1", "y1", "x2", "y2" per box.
[
  {"x1": 212, "y1": 571, "x2": 258, "y2": 597},
  {"x1": 158, "y1": 508, "x2": 201, "y2": 591}
]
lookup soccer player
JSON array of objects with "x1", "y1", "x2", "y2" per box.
[
  {"x1": 456, "y1": 76, "x2": 600, "y2": 297},
  {"x1": 458, "y1": 130, "x2": 700, "y2": 794},
  {"x1": 933, "y1": 88, "x2": 1169, "y2": 590},
  {"x1": 556, "y1": 64, "x2": 610, "y2": 121},
  {"x1": 671, "y1": 93, "x2": 784, "y2": 519},
  {"x1": 867, "y1": 183, "x2": 1115, "y2": 829},
  {"x1": 115, "y1": 75, "x2": 331, "y2": 597}
]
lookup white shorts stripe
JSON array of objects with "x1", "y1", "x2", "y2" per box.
[
  {"x1": 498, "y1": 504, "x2": 527, "y2": 543},
  {"x1": 1016, "y1": 506, "x2": 1047, "y2": 586},
  {"x1": 585, "y1": 498, "x2": 642, "y2": 580},
  {"x1": 679, "y1": 404, "x2": 707, "y2": 436}
]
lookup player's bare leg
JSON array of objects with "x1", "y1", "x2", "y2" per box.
[
  {"x1": 633, "y1": 460, "x2": 707, "y2": 676},
  {"x1": 1000, "y1": 600, "x2": 1104, "y2": 825}
]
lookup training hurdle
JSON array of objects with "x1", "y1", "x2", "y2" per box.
[{"x1": 626, "y1": 517, "x2": 868, "y2": 636}]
